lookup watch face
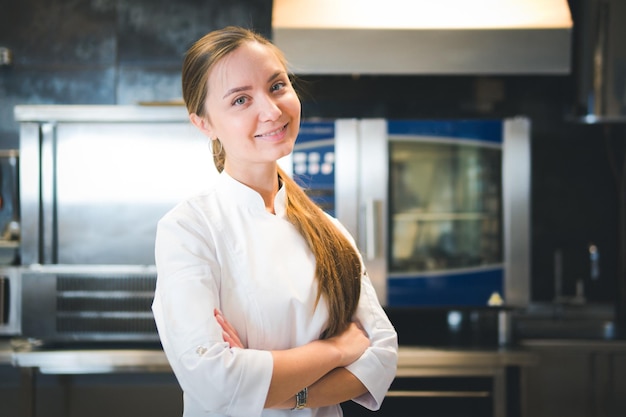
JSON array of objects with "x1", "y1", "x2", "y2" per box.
[{"x1": 294, "y1": 387, "x2": 308, "y2": 410}]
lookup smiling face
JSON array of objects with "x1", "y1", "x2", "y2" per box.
[{"x1": 193, "y1": 40, "x2": 301, "y2": 178}]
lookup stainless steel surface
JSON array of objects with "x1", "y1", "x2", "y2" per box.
[
  {"x1": 10, "y1": 345, "x2": 536, "y2": 417},
  {"x1": 397, "y1": 346, "x2": 537, "y2": 374},
  {"x1": 15, "y1": 105, "x2": 220, "y2": 343},
  {"x1": 21, "y1": 264, "x2": 159, "y2": 343},
  {"x1": 40, "y1": 123, "x2": 54, "y2": 265},
  {"x1": 8, "y1": 345, "x2": 536, "y2": 374},
  {"x1": 274, "y1": 28, "x2": 572, "y2": 75},
  {"x1": 334, "y1": 119, "x2": 359, "y2": 246},
  {"x1": 12, "y1": 348, "x2": 171, "y2": 374},
  {"x1": 272, "y1": 0, "x2": 572, "y2": 75},
  {"x1": 0, "y1": 340, "x2": 14, "y2": 363},
  {"x1": 16, "y1": 105, "x2": 216, "y2": 266},
  {"x1": 14, "y1": 105, "x2": 189, "y2": 123},
  {"x1": 357, "y1": 119, "x2": 387, "y2": 301},
  {"x1": 498, "y1": 310, "x2": 513, "y2": 347},
  {"x1": 18, "y1": 122, "x2": 39, "y2": 265},
  {"x1": 502, "y1": 118, "x2": 531, "y2": 307},
  {"x1": 335, "y1": 118, "x2": 530, "y2": 307},
  {"x1": 335, "y1": 119, "x2": 388, "y2": 302}
]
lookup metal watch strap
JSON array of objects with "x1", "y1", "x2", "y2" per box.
[{"x1": 293, "y1": 387, "x2": 308, "y2": 410}]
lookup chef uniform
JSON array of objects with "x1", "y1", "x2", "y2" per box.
[{"x1": 152, "y1": 171, "x2": 398, "y2": 417}]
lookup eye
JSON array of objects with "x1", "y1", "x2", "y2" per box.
[
  {"x1": 233, "y1": 96, "x2": 247, "y2": 106},
  {"x1": 271, "y1": 81, "x2": 286, "y2": 92}
]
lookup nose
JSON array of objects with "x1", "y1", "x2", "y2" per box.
[{"x1": 258, "y1": 94, "x2": 282, "y2": 122}]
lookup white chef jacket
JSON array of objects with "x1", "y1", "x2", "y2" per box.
[{"x1": 152, "y1": 171, "x2": 398, "y2": 417}]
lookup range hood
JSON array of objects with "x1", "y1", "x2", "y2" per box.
[{"x1": 272, "y1": 0, "x2": 573, "y2": 75}]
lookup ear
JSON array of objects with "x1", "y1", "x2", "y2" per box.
[{"x1": 189, "y1": 113, "x2": 214, "y2": 139}]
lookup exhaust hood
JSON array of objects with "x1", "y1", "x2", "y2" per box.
[{"x1": 272, "y1": 0, "x2": 573, "y2": 75}]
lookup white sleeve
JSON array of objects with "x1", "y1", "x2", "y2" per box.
[
  {"x1": 345, "y1": 271, "x2": 398, "y2": 410},
  {"x1": 152, "y1": 204, "x2": 273, "y2": 417}
]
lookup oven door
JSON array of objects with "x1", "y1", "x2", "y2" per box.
[{"x1": 20, "y1": 265, "x2": 159, "y2": 345}]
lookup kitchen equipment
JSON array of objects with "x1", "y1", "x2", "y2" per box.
[
  {"x1": 272, "y1": 0, "x2": 572, "y2": 75},
  {"x1": 0, "y1": 150, "x2": 21, "y2": 336},
  {"x1": 0, "y1": 150, "x2": 20, "y2": 266},
  {"x1": 293, "y1": 118, "x2": 530, "y2": 308},
  {"x1": 15, "y1": 105, "x2": 216, "y2": 345},
  {"x1": 21, "y1": 265, "x2": 158, "y2": 344}
]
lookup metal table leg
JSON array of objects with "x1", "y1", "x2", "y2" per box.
[
  {"x1": 492, "y1": 367, "x2": 507, "y2": 417},
  {"x1": 19, "y1": 367, "x2": 36, "y2": 417}
]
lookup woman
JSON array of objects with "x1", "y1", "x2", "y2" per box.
[{"x1": 152, "y1": 26, "x2": 398, "y2": 417}]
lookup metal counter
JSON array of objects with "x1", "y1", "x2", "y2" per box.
[
  {"x1": 9, "y1": 345, "x2": 536, "y2": 417},
  {"x1": 398, "y1": 346, "x2": 537, "y2": 373},
  {"x1": 10, "y1": 345, "x2": 536, "y2": 374},
  {"x1": 0, "y1": 340, "x2": 14, "y2": 364},
  {"x1": 12, "y1": 348, "x2": 170, "y2": 374}
]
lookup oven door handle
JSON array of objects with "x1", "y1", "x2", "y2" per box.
[
  {"x1": 364, "y1": 199, "x2": 383, "y2": 260},
  {"x1": 0, "y1": 276, "x2": 6, "y2": 324}
]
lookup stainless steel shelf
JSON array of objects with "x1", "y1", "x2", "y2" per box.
[
  {"x1": 12, "y1": 348, "x2": 170, "y2": 374},
  {"x1": 14, "y1": 105, "x2": 188, "y2": 123}
]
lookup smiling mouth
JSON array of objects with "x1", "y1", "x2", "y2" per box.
[{"x1": 255, "y1": 124, "x2": 287, "y2": 138}]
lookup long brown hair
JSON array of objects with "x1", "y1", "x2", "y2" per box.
[{"x1": 182, "y1": 26, "x2": 362, "y2": 337}]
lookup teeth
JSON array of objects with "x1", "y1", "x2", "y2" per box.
[{"x1": 257, "y1": 125, "x2": 284, "y2": 137}]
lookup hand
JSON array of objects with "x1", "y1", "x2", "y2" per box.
[
  {"x1": 214, "y1": 308, "x2": 244, "y2": 349},
  {"x1": 326, "y1": 321, "x2": 370, "y2": 367}
]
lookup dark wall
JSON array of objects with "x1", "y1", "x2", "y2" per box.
[
  {"x1": 0, "y1": 0, "x2": 272, "y2": 149},
  {"x1": 0, "y1": 0, "x2": 623, "y2": 307}
]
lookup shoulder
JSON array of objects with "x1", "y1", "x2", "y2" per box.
[{"x1": 158, "y1": 180, "x2": 224, "y2": 233}]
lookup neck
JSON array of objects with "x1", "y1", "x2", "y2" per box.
[{"x1": 225, "y1": 163, "x2": 280, "y2": 213}]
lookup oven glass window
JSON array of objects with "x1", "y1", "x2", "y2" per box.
[{"x1": 389, "y1": 140, "x2": 502, "y2": 273}]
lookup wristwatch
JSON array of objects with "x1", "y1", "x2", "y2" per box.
[{"x1": 293, "y1": 387, "x2": 308, "y2": 410}]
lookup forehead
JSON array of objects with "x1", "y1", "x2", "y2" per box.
[{"x1": 208, "y1": 41, "x2": 285, "y2": 91}]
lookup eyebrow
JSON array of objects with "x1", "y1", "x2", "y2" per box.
[{"x1": 222, "y1": 71, "x2": 285, "y2": 99}]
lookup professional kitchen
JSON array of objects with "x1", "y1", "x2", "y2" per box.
[{"x1": 0, "y1": 0, "x2": 625, "y2": 416}]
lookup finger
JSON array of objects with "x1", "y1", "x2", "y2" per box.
[
  {"x1": 225, "y1": 325, "x2": 243, "y2": 348},
  {"x1": 215, "y1": 309, "x2": 244, "y2": 348},
  {"x1": 223, "y1": 331, "x2": 244, "y2": 349},
  {"x1": 222, "y1": 331, "x2": 234, "y2": 347},
  {"x1": 215, "y1": 310, "x2": 238, "y2": 336}
]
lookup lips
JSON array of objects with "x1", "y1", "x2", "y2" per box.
[{"x1": 255, "y1": 124, "x2": 287, "y2": 138}]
